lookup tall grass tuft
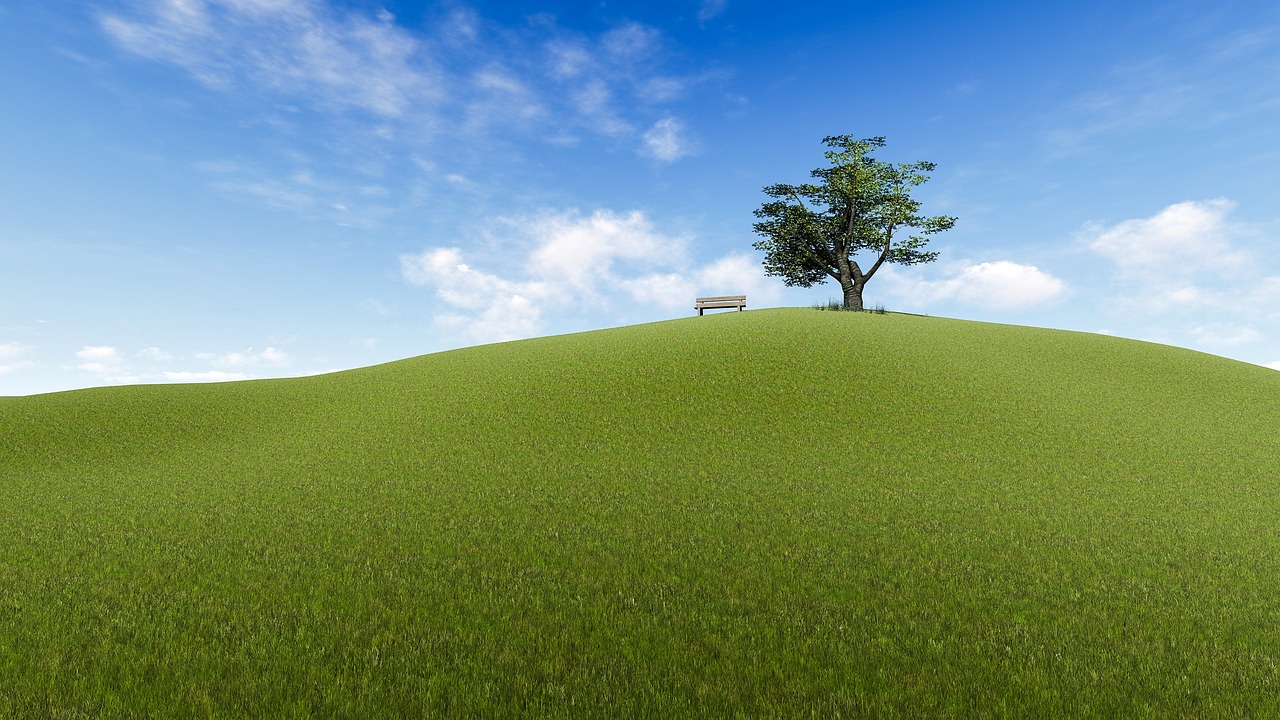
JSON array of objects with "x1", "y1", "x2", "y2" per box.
[{"x1": 813, "y1": 298, "x2": 888, "y2": 313}]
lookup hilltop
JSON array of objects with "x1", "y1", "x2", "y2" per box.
[{"x1": 3, "y1": 308, "x2": 1279, "y2": 717}]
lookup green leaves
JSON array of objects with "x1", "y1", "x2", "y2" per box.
[{"x1": 752, "y1": 135, "x2": 956, "y2": 302}]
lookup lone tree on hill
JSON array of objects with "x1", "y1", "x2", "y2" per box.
[{"x1": 752, "y1": 135, "x2": 956, "y2": 311}]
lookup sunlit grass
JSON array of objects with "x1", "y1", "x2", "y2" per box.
[{"x1": 3, "y1": 308, "x2": 1279, "y2": 717}]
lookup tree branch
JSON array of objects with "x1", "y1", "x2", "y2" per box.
[{"x1": 862, "y1": 220, "x2": 896, "y2": 282}]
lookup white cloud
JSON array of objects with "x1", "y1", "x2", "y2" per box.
[
  {"x1": 623, "y1": 254, "x2": 772, "y2": 312},
  {"x1": 32, "y1": 341, "x2": 308, "y2": 391},
  {"x1": 71, "y1": 345, "x2": 145, "y2": 384},
  {"x1": 1077, "y1": 199, "x2": 1280, "y2": 366},
  {"x1": 435, "y1": 295, "x2": 545, "y2": 344},
  {"x1": 401, "y1": 247, "x2": 551, "y2": 344},
  {"x1": 527, "y1": 209, "x2": 687, "y2": 291},
  {"x1": 1265, "y1": 360, "x2": 1280, "y2": 371},
  {"x1": 259, "y1": 347, "x2": 290, "y2": 365},
  {"x1": 402, "y1": 209, "x2": 781, "y2": 344},
  {"x1": 77, "y1": 345, "x2": 120, "y2": 362},
  {"x1": 197, "y1": 347, "x2": 291, "y2": 367},
  {"x1": 1080, "y1": 199, "x2": 1275, "y2": 316},
  {"x1": 620, "y1": 272, "x2": 695, "y2": 310},
  {"x1": 1190, "y1": 323, "x2": 1263, "y2": 347},
  {"x1": 0, "y1": 342, "x2": 34, "y2": 375},
  {"x1": 641, "y1": 116, "x2": 694, "y2": 163},
  {"x1": 402, "y1": 247, "x2": 548, "y2": 307},
  {"x1": 1086, "y1": 198, "x2": 1247, "y2": 280},
  {"x1": 0, "y1": 342, "x2": 28, "y2": 361},
  {"x1": 890, "y1": 260, "x2": 1068, "y2": 311},
  {"x1": 76, "y1": 346, "x2": 122, "y2": 374},
  {"x1": 162, "y1": 370, "x2": 249, "y2": 382}
]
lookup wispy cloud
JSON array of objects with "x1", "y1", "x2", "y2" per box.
[
  {"x1": 642, "y1": 116, "x2": 696, "y2": 163},
  {"x1": 195, "y1": 159, "x2": 396, "y2": 226},
  {"x1": 401, "y1": 209, "x2": 780, "y2": 344},
  {"x1": 101, "y1": 0, "x2": 709, "y2": 184},
  {"x1": 1046, "y1": 69, "x2": 1201, "y2": 154},
  {"x1": 697, "y1": 0, "x2": 728, "y2": 23},
  {"x1": 1209, "y1": 28, "x2": 1275, "y2": 62},
  {"x1": 211, "y1": 178, "x2": 315, "y2": 209},
  {"x1": 1044, "y1": 27, "x2": 1280, "y2": 156},
  {"x1": 101, "y1": 0, "x2": 439, "y2": 117}
]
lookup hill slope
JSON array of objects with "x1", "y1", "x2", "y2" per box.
[{"x1": 3, "y1": 309, "x2": 1280, "y2": 717}]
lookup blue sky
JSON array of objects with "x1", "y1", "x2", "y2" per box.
[{"x1": 3, "y1": 0, "x2": 1280, "y2": 395}]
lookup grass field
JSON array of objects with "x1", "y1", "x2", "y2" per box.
[{"x1": 3, "y1": 308, "x2": 1280, "y2": 717}]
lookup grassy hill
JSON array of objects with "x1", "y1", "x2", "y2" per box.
[{"x1": 3, "y1": 308, "x2": 1279, "y2": 717}]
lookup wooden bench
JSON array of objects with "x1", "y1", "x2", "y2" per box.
[{"x1": 695, "y1": 295, "x2": 747, "y2": 315}]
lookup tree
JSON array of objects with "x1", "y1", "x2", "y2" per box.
[{"x1": 752, "y1": 135, "x2": 956, "y2": 311}]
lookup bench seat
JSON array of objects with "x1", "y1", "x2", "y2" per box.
[{"x1": 695, "y1": 295, "x2": 746, "y2": 315}]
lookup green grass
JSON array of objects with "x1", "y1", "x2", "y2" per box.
[{"x1": 3, "y1": 308, "x2": 1280, "y2": 717}]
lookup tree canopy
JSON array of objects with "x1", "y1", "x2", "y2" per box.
[{"x1": 752, "y1": 135, "x2": 956, "y2": 310}]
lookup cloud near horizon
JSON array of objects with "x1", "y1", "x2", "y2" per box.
[
  {"x1": 57, "y1": 342, "x2": 300, "y2": 388},
  {"x1": 401, "y1": 208, "x2": 781, "y2": 344},
  {"x1": 884, "y1": 260, "x2": 1069, "y2": 311},
  {"x1": 1080, "y1": 199, "x2": 1275, "y2": 309},
  {"x1": 0, "y1": 342, "x2": 34, "y2": 375},
  {"x1": 162, "y1": 370, "x2": 249, "y2": 382},
  {"x1": 75, "y1": 345, "x2": 123, "y2": 375},
  {"x1": 1086, "y1": 198, "x2": 1248, "y2": 288},
  {"x1": 1079, "y1": 198, "x2": 1280, "y2": 360}
]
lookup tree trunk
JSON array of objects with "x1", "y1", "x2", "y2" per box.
[{"x1": 841, "y1": 279, "x2": 864, "y2": 311}]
